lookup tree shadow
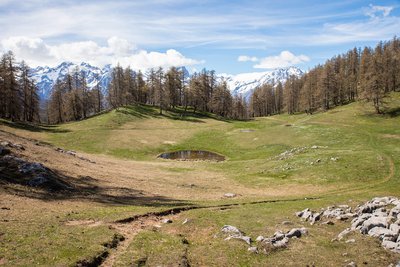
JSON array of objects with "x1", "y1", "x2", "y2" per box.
[
  {"x1": 0, "y1": 159, "x2": 189, "y2": 207},
  {"x1": 0, "y1": 119, "x2": 70, "y2": 133},
  {"x1": 383, "y1": 106, "x2": 400, "y2": 117}
]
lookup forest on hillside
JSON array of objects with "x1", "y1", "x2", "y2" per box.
[{"x1": 0, "y1": 37, "x2": 399, "y2": 124}]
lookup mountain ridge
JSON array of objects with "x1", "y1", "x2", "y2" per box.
[{"x1": 30, "y1": 62, "x2": 303, "y2": 100}]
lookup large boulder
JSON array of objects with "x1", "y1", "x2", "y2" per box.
[
  {"x1": 368, "y1": 227, "x2": 397, "y2": 241},
  {"x1": 351, "y1": 214, "x2": 372, "y2": 230},
  {"x1": 360, "y1": 216, "x2": 389, "y2": 234}
]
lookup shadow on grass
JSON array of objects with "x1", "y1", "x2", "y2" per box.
[
  {"x1": 0, "y1": 166, "x2": 189, "y2": 207},
  {"x1": 0, "y1": 119, "x2": 70, "y2": 133},
  {"x1": 384, "y1": 106, "x2": 400, "y2": 117},
  {"x1": 117, "y1": 105, "x2": 214, "y2": 123}
]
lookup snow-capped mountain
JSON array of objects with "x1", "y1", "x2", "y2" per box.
[
  {"x1": 220, "y1": 66, "x2": 304, "y2": 100},
  {"x1": 30, "y1": 62, "x2": 111, "y2": 100},
  {"x1": 31, "y1": 62, "x2": 302, "y2": 101},
  {"x1": 30, "y1": 63, "x2": 191, "y2": 100}
]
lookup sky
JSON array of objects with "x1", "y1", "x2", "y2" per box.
[{"x1": 0, "y1": 0, "x2": 399, "y2": 74}]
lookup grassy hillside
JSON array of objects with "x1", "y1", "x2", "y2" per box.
[
  {"x1": 42, "y1": 93, "x2": 400, "y2": 193},
  {"x1": 1, "y1": 93, "x2": 400, "y2": 266}
]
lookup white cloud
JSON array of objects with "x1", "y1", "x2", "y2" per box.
[
  {"x1": 0, "y1": 36, "x2": 202, "y2": 69},
  {"x1": 254, "y1": 51, "x2": 310, "y2": 69},
  {"x1": 237, "y1": 55, "x2": 258, "y2": 62},
  {"x1": 364, "y1": 4, "x2": 393, "y2": 19}
]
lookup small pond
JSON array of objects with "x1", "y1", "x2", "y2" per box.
[{"x1": 158, "y1": 150, "x2": 225, "y2": 162}]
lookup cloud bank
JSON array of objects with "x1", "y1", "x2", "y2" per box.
[
  {"x1": 238, "y1": 51, "x2": 310, "y2": 69},
  {"x1": 0, "y1": 36, "x2": 202, "y2": 69}
]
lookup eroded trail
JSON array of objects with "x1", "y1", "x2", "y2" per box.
[{"x1": 72, "y1": 197, "x2": 319, "y2": 267}]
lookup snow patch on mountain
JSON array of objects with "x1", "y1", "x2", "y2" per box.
[
  {"x1": 30, "y1": 62, "x2": 111, "y2": 100},
  {"x1": 30, "y1": 61, "x2": 301, "y2": 102},
  {"x1": 220, "y1": 66, "x2": 304, "y2": 100}
]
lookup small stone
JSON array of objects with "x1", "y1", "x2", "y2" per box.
[
  {"x1": 338, "y1": 228, "x2": 352, "y2": 241},
  {"x1": 182, "y1": 218, "x2": 190, "y2": 225},
  {"x1": 248, "y1": 246, "x2": 258, "y2": 253},
  {"x1": 0, "y1": 141, "x2": 10, "y2": 147},
  {"x1": 223, "y1": 193, "x2": 237, "y2": 198},
  {"x1": 221, "y1": 225, "x2": 243, "y2": 235},
  {"x1": 316, "y1": 159, "x2": 321, "y2": 163},
  {"x1": 66, "y1": 150, "x2": 76, "y2": 156},
  {"x1": 162, "y1": 218, "x2": 172, "y2": 224},
  {"x1": 225, "y1": 235, "x2": 251, "y2": 245},
  {"x1": 346, "y1": 261, "x2": 357, "y2": 267},
  {"x1": 322, "y1": 221, "x2": 335, "y2": 225},
  {"x1": 345, "y1": 239, "x2": 356, "y2": 244},
  {"x1": 256, "y1": 236, "x2": 265, "y2": 242},
  {"x1": 281, "y1": 220, "x2": 293, "y2": 225}
]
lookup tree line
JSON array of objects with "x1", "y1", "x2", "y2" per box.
[
  {"x1": 47, "y1": 68, "x2": 103, "y2": 123},
  {"x1": 107, "y1": 65, "x2": 249, "y2": 119},
  {"x1": 1, "y1": 37, "x2": 399, "y2": 124},
  {"x1": 251, "y1": 36, "x2": 400, "y2": 115},
  {"x1": 0, "y1": 51, "x2": 40, "y2": 122}
]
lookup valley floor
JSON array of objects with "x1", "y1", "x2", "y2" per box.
[{"x1": 1, "y1": 94, "x2": 400, "y2": 266}]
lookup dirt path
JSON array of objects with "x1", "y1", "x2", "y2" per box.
[{"x1": 70, "y1": 197, "x2": 319, "y2": 267}]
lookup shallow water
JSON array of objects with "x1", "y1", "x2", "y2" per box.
[{"x1": 158, "y1": 150, "x2": 225, "y2": 162}]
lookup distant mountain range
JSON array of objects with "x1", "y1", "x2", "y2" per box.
[
  {"x1": 30, "y1": 62, "x2": 111, "y2": 100},
  {"x1": 30, "y1": 62, "x2": 303, "y2": 101},
  {"x1": 219, "y1": 66, "x2": 304, "y2": 100}
]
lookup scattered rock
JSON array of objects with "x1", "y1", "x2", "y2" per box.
[
  {"x1": 182, "y1": 218, "x2": 191, "y2": 225},
  {"x1": 322, "y1": 221, "x2": 335, "y2": 225},
  {"x1": 255, "y1": 236, "x2": 265, "y2": 242},
  {"x1": 346, "y1": 261, "x2": 357, "y2": 267},
  {"x1": 368, "y1": 227, "x2": 397, "y2": 241},
  {"x1": 223, "y1": 193, "x2": 237, "y2": 198},
  {"x1": 19, "y1": 162, "x2": 46, "y2": 174},
  {"x1": 337, "y1": 228, "x2": 352, "y2": 241},
  {"x1": 272, "y1": 237, "x2": 289, "y2": 248},
  {"x1": 360, "y1": 217, "x2": 389, "y2": 234},
  {"x1": 221, "y1": 225, "x2": 243, "y2": 236},
  {"x1": 345, "y1": 239, "x2": 356, "y2": 244},
  {"x1": 0, "y1": 141, "x2": 25, "y2": 151},
  {"x1": 285, "y1": 228, "x2": 302, "y2": 238},
  {"x1": 225, "y1": 235, "x2": 251, "y2": 245},
  {"x1": 248, "y1": 246, "x2": 258, "y2": 253},
  {"x1": 316, "y1": 159, "x2": 321, "y2": 163},
  {"x1": 382, "y1": 240, "x2": 400, "y2": 253},
  {"x1": 0, "y1": 146, "x2": 11, "y2": 156},
  {"x1": 66, "y1": 150, "x2": 76, "y2": 156},
  {"x1": 162, "y1": 218, "x2": 172, "y2": 224},
  {"x1": 295, "y1": 208, "x2": 321, "y2": 224}
]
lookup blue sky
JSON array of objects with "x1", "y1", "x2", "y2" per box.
[{"x1": 0, "y1": 0, "x2": 399, "y2": 74}]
